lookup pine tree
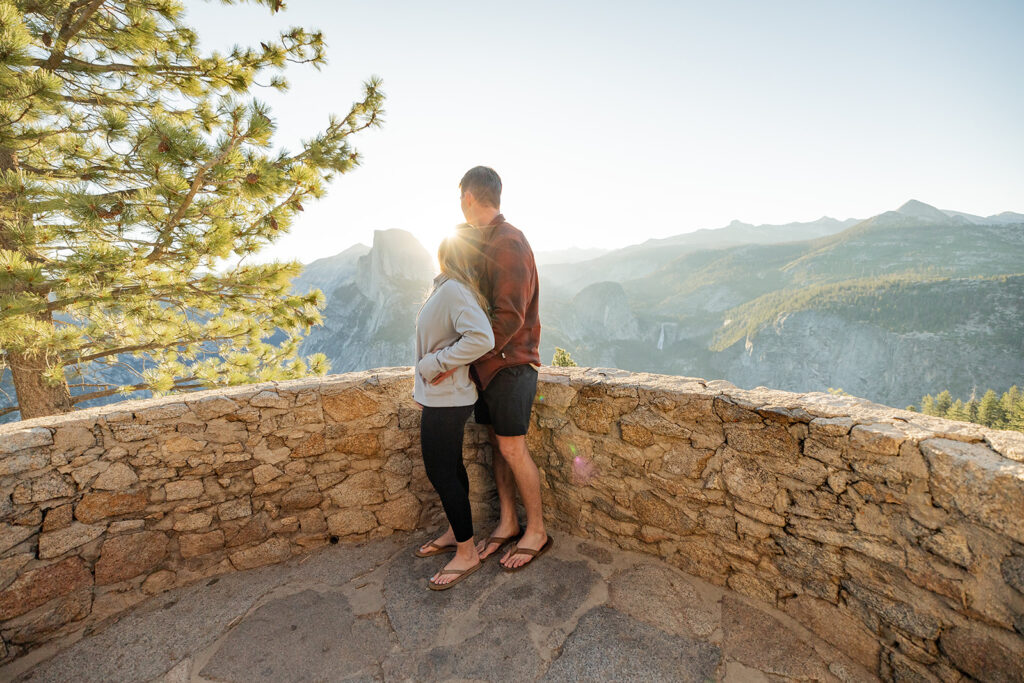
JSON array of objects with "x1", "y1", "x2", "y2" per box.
[
  {"x1": 552, "y1": 347, "x2": 578, "y2": 367},
  {"x1": 935, "y1": 390, "x2": 953, "y2": 416},
  {"x1": 977, "y1": 389, "x2": 1005, "y2": 428},
  {"x1": 966, "y1": 397, "x2": 980, "y2": 423},
  {"x1": 1000, "y1": 386, "x2": 1020, "y2": 422},
  {"x1": 946, "y1": 399, "x2": 969, "y2": 422},
  {"x1": 1008, "y1": 398, "x2": 1024, "y2": 431},
  {"x1": 0, "y1": 1, "x2": 384, "y2": 419},
  {"x1": 920, "y1": 394, "x2": 936, "y2": 415}
]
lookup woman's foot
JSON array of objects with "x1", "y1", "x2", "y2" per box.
[
  {"x1": 474, "y1": 520, "x2": 522, "y2": 560},
  {"x1": 417, "y1": 527, "x2": 457, "y2": 556},
  {"x1": 429, "y1": 539, "x2": 481, "y2": 587}
]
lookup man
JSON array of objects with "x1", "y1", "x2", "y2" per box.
[{"x1": 417, "y1": 165, "x2": 549, "y2": 579}]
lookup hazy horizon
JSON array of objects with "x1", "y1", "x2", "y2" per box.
[
  {"x1": 186, "y1": 1, "x2": 1024, "y2": 264},
  {"x1": 297, "y1": 198, "x2": 1022, "y2": 267}
]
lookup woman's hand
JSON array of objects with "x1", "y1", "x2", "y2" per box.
[
  {"x1": 425, "y1": 342, "x2": 459, "y2": 385},
  {"x1": 430, "y1": 367, "x2": 458, "y2": 385}
]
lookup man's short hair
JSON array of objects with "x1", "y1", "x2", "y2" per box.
[{"x1": 459, "y1": 166, "x2": 502, "y2": 208}]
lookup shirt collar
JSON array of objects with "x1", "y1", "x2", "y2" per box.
[{"x1": 479, "y1": 213, "x2": 504, "y2": 238}]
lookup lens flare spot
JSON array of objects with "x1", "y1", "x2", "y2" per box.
[{"x1": 571, "y1": 454, "x2": 597, "y2": 485}]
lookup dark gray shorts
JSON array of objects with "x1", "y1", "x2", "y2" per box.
[{"x1": 474, "y1": 364, "x2": 539, "y2": 437}]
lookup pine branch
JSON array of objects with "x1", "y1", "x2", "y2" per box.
[
  {"x1": 146, "y1": 130, "x2": 243, "y2": 262},
  {"x1": 69, "y1": 379, "x2": 203, "y2": 405},
  {"x1": 42, "y1": 0, "x2": 109, "y2": 70},
  {"x1": 73, "y1": 329, "x2": 255, "y2": 364}
]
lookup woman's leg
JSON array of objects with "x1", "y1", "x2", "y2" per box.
[{"x1": 420, "y1": 404, "x2": 476, "y2": 542}]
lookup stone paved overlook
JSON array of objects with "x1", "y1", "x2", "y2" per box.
[
  {"x1": 4, "y1": 528, "x2": 866, "y2": 682},
  {"x1": 1, "y1": 367, "x2": 1023, "y2": 681}
]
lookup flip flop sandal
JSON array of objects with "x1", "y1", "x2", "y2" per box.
[
  {"x1": 414, "y1": 540, "x2": 457, "y2": 558},
  {"x1": 427, "y1": 561, "x2": 482, "y2": 591},
  {"x1": 479, "y1": 530, "x2": 525, "y2": 562},
  {"x1": 501, "y1": 535, "x2": 554, "y2": 572}
]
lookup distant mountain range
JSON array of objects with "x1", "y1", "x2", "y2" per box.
[
  {"x1": 291, "y1": 200, "x2": 1024, "y2": 408},
  {"x1": 8, "y1": 199, "x2": 1013, "y2": 422}
]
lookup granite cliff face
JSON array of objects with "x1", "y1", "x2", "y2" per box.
[
  {"x1": 297, "y1": 229, "x2": 434, "y2": 372},
  {"x1": 290, "y1": 243, "x2": 370, "y2": 297},
  {"x1": 714, "y1": 295, "x2": 1024, "y2": 408}
]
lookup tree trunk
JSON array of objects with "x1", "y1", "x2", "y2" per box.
[
  {"x1": 7, "y1": 350, "x2": 74, "y2": 419},
  {"x1": 2, "y1": 147, "x2": 73, "y2": 419}
]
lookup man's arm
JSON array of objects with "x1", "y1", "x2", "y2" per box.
[{"x1": 476, "y1": 237, "x2": 533, "y2": 363}]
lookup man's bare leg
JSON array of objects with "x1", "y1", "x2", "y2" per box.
[
  {"x1": 493, "y1": 433, "x2": 547, "y2": 569},
  {"x1": 475, "y1": 428, "x2": 521, "y2": 559}
]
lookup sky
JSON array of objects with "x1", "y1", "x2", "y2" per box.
[{"x1": 185, "y1": 0, "x2": 1024, "y2": 264}]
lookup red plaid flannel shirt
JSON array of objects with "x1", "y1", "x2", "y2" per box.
[{"x1": 468, "y1": 214, "x2": 541, "y2": 390}]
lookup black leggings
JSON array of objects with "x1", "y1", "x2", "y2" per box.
[{"x1": 420, "y1": 404, "x2": 475, "y2": 542}]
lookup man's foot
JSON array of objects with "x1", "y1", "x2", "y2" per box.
[
  {"x1": 429, "y1": 552, "x2": 480, "y2": 587},
  {"x1": 416, "y1": 528, "x2": 456, "y2": 557},
  {"x1": 500, "y1": 530, "x2": 549, "y2": 570},
  {"x1": 475, "y1": 522, "x2": 521, "y2": 560}
]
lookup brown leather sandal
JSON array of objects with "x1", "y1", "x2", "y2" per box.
[
  {"x1": 414, "y1": 540, "x2": 457, "y2": 558},
  {"x1": 501, "y1": 535, "x2": 554, "y2": 572},
  {"x1": 478, "y1": 530, "x2": 524, "y2": 562},
  {"x1": 427, "y1": 561, "x2": 482, "y2": 591}
]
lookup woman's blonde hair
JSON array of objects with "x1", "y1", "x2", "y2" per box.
[{"x1": 437, "y1": 231, "x2": 490, "y2": 314}]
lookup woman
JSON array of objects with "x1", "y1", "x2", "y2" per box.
[{"x1": 412, "y1": 231, "x2": 497, "y2": 590}]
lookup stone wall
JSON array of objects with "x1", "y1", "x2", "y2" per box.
[{"x1": 1, "y1": 367, "x2": 1023, "y2": 681}]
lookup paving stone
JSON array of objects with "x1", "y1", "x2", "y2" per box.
[
  {"x1": 575, "y1": 541, "x2": 613, "y2": 564},
  {"x1": 382, "y1": 540, "x2": 494, "y2": 649},
  {"x1": 485, "y1": 556, "x2": 599, "y2": 627},
  {"x1": 607, "y1": 561, "x2": 720, "y2": 638},
  {"x1": 385, "y1": 617, "x2": 541, "y2": 681},
  {"x1": 5, "y1": 530, "x2": 901, "y2": 683},
  {"x1": 15, "y1": 560, "x2": 296, "y2": 682},
  {"x1": 543, "y1": 605, "x2": 721, "y2": 682},
  {"x1": 199, "y1": 590, "x2": 389, "y2": 682}
]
